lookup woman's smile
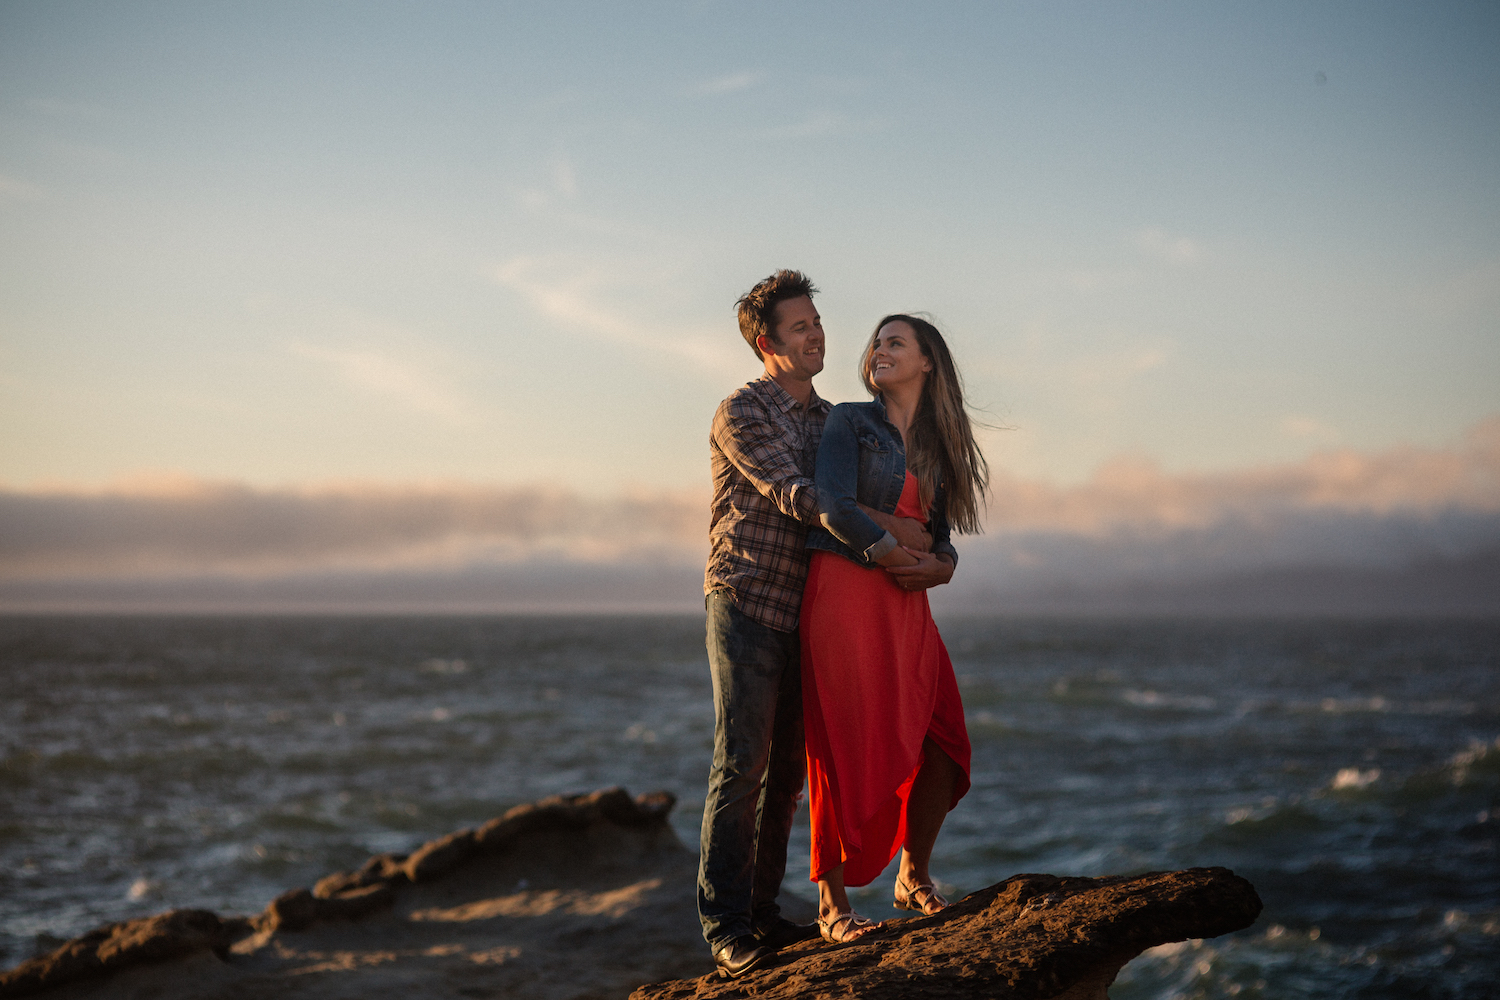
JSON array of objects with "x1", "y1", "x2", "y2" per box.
[{"x1": 869, "y1": 321, "x2": 932, "y2": 390}]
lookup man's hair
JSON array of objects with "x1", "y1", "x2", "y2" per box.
[{"x1": 735, "y1": 269, "x2": 818, "y2": 361}]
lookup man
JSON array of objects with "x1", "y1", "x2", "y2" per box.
[{"x1": 698, "y1": 269, "x2": 934, "y2": 978}]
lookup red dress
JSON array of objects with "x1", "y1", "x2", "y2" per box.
[{"x1": 801, "y1": 472, "x2": 972, "y2": 886}]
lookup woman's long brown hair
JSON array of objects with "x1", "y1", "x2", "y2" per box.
[{"x1": 860, "y1": 314, "x2": 990, "y2": 534}]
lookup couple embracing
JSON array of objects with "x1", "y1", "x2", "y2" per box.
[{"x1": 698, "y1": 269, "x2": 990, "y2": 978}]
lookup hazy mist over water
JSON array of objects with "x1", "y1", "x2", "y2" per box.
[{"x1": 2, "y1": 614, "x2": 1496, "y2": 998}]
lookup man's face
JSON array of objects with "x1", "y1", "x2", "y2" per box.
[{"x1": 762, "y1": 296, "x2": 825, "y2": 380}]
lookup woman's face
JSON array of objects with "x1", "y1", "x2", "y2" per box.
[{"x1": 869, "y1": 320, "x2": 933, "y2": 393}]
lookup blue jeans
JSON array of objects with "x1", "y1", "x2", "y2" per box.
[{"x1": 697, "y1": 591, "x2": 806, "y2": 950}]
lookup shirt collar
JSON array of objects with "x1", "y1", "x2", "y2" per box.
[{"x1": 755, "y1": 375, "x2": 831, "y2": 414}]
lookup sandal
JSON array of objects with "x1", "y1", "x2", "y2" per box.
[
  {"x1": 894, "y1": 875, "x2": 949, "y2": 914},
  {"x1": 817, "y1": 910, "x2": 881, "y2": 943}
]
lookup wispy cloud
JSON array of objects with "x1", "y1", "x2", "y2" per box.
[
  {"x1": 516, "y1": 156, "x2": 580, "y2": 208},
  {"x1": 996, "y1": 321, "x2": 1174, "y2": 415},
  {"x1": 1072, "y1": 343, "x2": 1171, "y2": 389},
  {"x1": 493, "y1": 256, "x2": 743, "y2": 371},
  {"x1": 289, "y1": 342, "x2": 471, "y2": 422},
  {"x1": 1280, "y1": 415, "x2": 1342, "y2": 444},
  {"x1": 697, "y1": 71, "x2": 761, "y2": 95},
  {"x1": 1136, "y1": 227, "x2": 1201, "y2": 264},
  {"x1": 493, "y1": 259, "x2": 634, "y2": 340}
]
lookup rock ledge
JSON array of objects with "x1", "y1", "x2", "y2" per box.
[
  {"x1": 0, "y1": 787, "x2": 674, "y2": 998},
  {"x1": 631, "y1": 866, "x2": 1262, "y2": 1000}
]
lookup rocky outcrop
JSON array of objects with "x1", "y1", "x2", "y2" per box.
[
  {"x1": 631, "y1": 867, "x2": 1262, "y2": 1000},
  {"x1": 0, "y1": 788, "x2": 677, "y2": 999},
  {"x1": 4, "y1": 792, "x2": 1262, "y2": 1000},
  {"x1": 0, "y1": 910, "x2": 246, "y2": 998},
  {"x1": 306, "y1": 786, "x2": 675, "y2": 900}
]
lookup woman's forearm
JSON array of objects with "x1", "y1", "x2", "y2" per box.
[
  {"x1": 875, "y1": 545, "x2": 920, "y2": 567},
  {"x1": 861, "y1": 505, "x2": 932, "y2": 552}
]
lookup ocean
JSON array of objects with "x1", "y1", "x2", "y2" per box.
[{"x1": 1, "y1": 614, "x2": 1496, "y2": 998}]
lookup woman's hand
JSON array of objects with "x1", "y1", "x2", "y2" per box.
[
  {"x1": 885, "y1": 516, "x2": 932, "y2": 553},
  {"x1": 884, "y1": 551, "x2": 954, "y2": 590}
]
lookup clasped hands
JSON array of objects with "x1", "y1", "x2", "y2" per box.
[{"x1": 875, "y1": 515, "x2": 954, "y2": 591}]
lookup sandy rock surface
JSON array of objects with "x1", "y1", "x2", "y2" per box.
[
  {"x1": 4, "y1": 790, "x2": 738, "y2": 1000},
  {"x1": 5, "y1": 789, "x2": 1260, "y2": 1000},
  {"x1": 631, "y1": 867, "x2": 1263, "y2": 1000}
]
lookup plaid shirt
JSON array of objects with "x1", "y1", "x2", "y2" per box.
[{"x1": 705, "y1": 376, "x2": 831, "y2": 632}]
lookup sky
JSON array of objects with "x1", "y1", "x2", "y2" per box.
[{"x1": 1, "y1": 1, "x2": 1497, "y2": 611}]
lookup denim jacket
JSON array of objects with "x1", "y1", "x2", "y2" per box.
[{"x1": 806, "y1": 397, "x2": 960, "y2": 568}]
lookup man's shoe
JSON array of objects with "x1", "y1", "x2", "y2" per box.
[
  {"x1": 754, "y1": 916, "x2": 820, "y2": 950},
  {"x1": 713, "y1": 936, "x2": 774, "y2": 979}
]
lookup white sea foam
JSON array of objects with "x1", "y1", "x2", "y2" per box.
[
  {"x1": 1140, "y1": 939, "x2": 1198, "y2": 957},
  {"x1": 1331, "y1": 767, "x2": 1381, "y2": 790},
  {"x1": 420, "y1": 658, "x2": 469, "y2": 674},
  {"x1": 1448, "y1": 737, "x2": 1500, "y2": 785},
  {"x1": 1225, "y1": 796, "x2": 1283, "y2": 824},
  {"x1": 126, "y1": 878, "x2": 158, "y2": 901},
  {"x1": 1319, "y1": 696, "x2": 1389, "y2": 713},
  {"x1": 1121, "y1": 689, "x2": 1216, "y2": 711}
]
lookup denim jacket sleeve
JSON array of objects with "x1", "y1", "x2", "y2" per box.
[
  {"x1": 929, "y1": 482, "x2": 960, "y2": 568},
  {"x1": 814, "y1": 404, "x2": 900, "y2": 562}
]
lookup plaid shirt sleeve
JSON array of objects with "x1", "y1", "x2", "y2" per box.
[
  {"x1": 711, "y1": 393, "x2": 820, "y2": 527},
  {"x1": 705, "y1": 382, "x2": 828, "y2": 631}
]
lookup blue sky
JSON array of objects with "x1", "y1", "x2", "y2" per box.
[
  {"x1": 2, "y1": 0, "x2": 1496, "y2": 497},
  {"x1": 1, "y1": 2, "x2": 1498, "y2": 613}
]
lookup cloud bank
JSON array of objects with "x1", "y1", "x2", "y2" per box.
[
  {"x1": 3, "y1": 417, "x2": 1497, "y2": 614},
  {"x1": 0, "y1": 479, "x2": 704, "y2": 577}
]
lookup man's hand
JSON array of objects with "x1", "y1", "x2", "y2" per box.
[
  {"x1": 885, "y1": 551, "x2": 954, "y2": 591},
  {"x1": 861, "y1": 505, "x2": 932, "y2": 553}
]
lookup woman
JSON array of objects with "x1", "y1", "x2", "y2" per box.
[{"x1": 801, "y1": 314, "x2": 989, "y2": 943}]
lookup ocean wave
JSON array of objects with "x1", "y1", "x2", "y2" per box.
[
  {"x1": 1329, "y1": 767, "x2": 1382, "y2": 791},
  {"x1": 967, "y1": 709, "x2": 1020, "y2": 732},
  {"x1": 1285, "y1": 695, "x2": 1482, "y2": 716},
  {"x1": 5, "y1": 615, "x2": 1496, "y2": 994},
  {"x1": 1048, "y1": 674, "x2": 1123, "y2": 705},
  {"x1": 1117, "y1": 908, "x2": 1500, "y2": 999},
  {"x1": 1046, "y1": 672, "x2": 1224, "y2": 714},
  {"x1": 1398, "y1": 737, "x2": 1500, "y2": 799},
  {"x1": 419, "y1": 658, "x2": 469, "y2": 675},
  {"x1": 1203, "y1": 801, "x2": 1328, "y2": 849},
  {"x1": 1446, "y1": 737, "x2": 1500, "y2": 784},
  {"x1": 0, "y1": 745, "x2": 271, "y2": 778},
  {"x1": 1120, "y1": 688, "x2": 1217, "y2": 711}
]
